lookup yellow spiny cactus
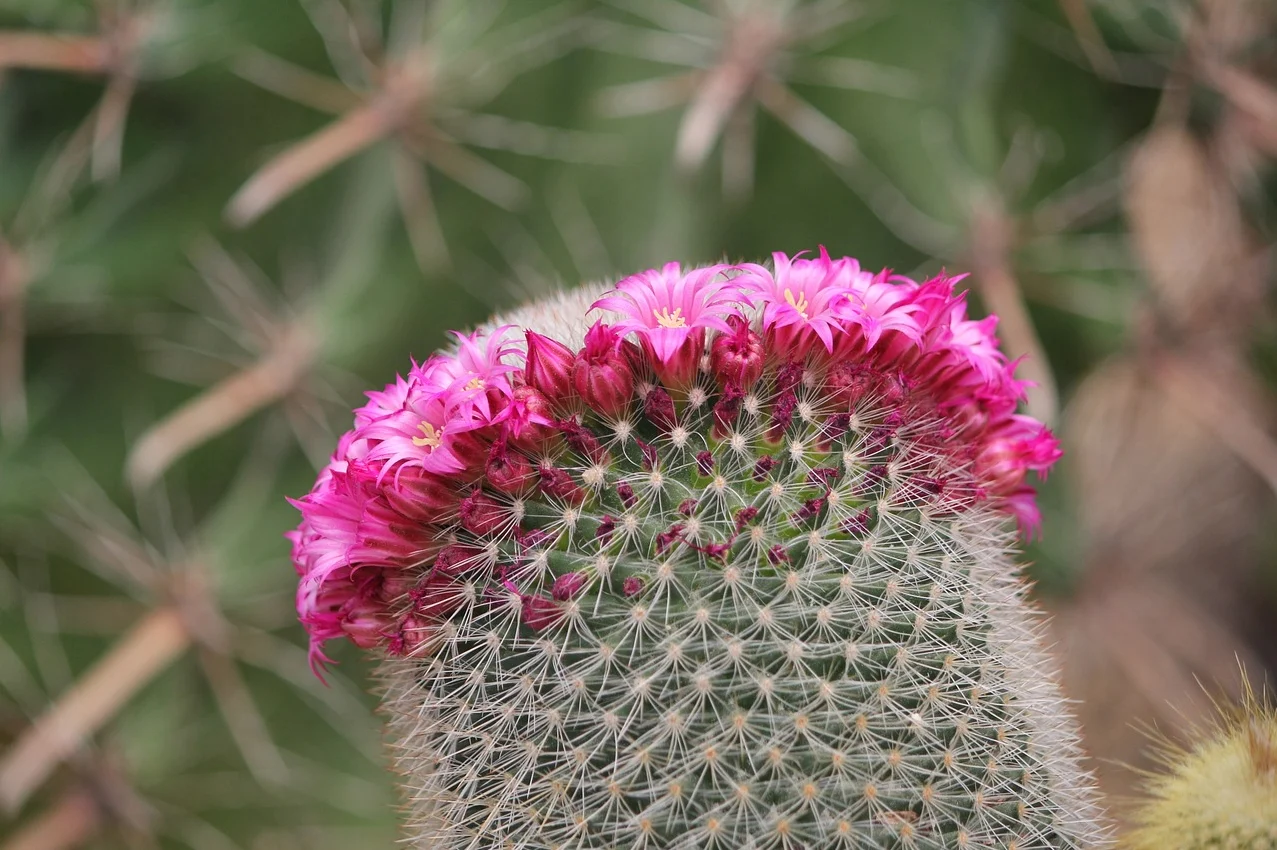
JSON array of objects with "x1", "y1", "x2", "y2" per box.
[{"x1": 1124, "y1": 684, "x2": 1277, "y2": 850}]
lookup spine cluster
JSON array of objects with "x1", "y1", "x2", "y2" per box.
[{"x1": 288, "y1": 251, "x2": 1106, "y2": 848}]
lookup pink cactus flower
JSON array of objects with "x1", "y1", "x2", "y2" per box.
[
  {"x1": 591, "y1": 262, "x2": 748, "y2": 387},
  {"x1": 836, "y1": 268, "x2": 925, "y2": 350},
  {"x1": 736, "y1": 248, "x2": 855, "y2": 355}
]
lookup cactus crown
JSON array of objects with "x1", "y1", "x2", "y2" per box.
[
  {"x1": 1124, "y1": 684, "x2": 1277, "y2": 850},
  {"x1": 289, "y1": 253, "x2": 1108, "y2": 848}
]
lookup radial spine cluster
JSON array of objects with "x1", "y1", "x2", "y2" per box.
[{"x1": 288, "y1": 250, "x2": 1108, "y2": 848}]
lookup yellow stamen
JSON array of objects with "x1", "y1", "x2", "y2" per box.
[
  {"x1": 653, "y1": 306, "x2": 687, "y2": 329},
  {"x1": 465, "y1": 377, "x2": 484, "y2": 391},
  {"x1": 412, "y1": 421, "x2": 444, "y2": 451},
  {"x1": 784, "y1": 288, "x2": 809, "y2": 320}
]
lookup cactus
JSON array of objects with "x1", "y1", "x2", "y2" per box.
[
  {"x1": 289, "y1": 253, "x2": 1110, "y2": 848},
  {"x1": 1123, "y1": 685, "x2": 1277, "y2": 850}
]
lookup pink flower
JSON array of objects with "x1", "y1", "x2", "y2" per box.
[
  {"x1": 975, "y1": 418, "x2": 1062, "y2": 496},
  {"x1": 837, "y1": 268, "x2": 925, "y2": 349},
  {"x1": 417, "y1": 326, "x2": 520, "y2": 423},
  {"x1": 289, "y1": 446, "x2": 445, "y2": 673},
  {"x1": 355, "y1": 373, "x2": 415, "y2": 428},
  {"x1": 358, "y1": 383, "x2": 483, "y2": 480},
  {"x1": 591, "y1": 262, "x2": 748, "y2": 387},
  {"x1": 736, "y1": 248, "x2": 854, "y2": 354}
]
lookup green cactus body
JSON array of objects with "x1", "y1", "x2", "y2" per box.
[
  {"x1": 1125, "y1": 694, "x2": 1277, "y2": 850},
  {"x1": 377, "y1": 286, "x2": 1109, "y2": 849}
]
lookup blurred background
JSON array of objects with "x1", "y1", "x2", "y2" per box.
[{"x1": 0, "y1": 0, "x2": 1273, "y2": 846}]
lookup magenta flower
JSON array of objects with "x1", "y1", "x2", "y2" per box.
[
  {"x1": 289, "y1": 444, "x2": 444, "y2": 673},
  {"x1": 591, "y1": 262, "x2": 748, "y2": 386},
  {"x1": 358, "y1": 382, "x2": 482, "y2": 480},
  {"x1": 837, "y1": 268, "x2": 925, "y2": 349},
  {"x1": 736, "y1": 248, "x2": 855, "y2": 355},
  {"x1": 355, "y1": 373, "x2": 415, "y2": 428},
  {"x1": 416, "y1": 326, "x2": 520, "y2": 423}
]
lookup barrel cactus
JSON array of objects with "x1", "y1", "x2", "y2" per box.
[
  {"x1": 1124, "y1": 686, "x2": 1276, "y2": 850},
  {"x1": 288, "y1": 250, "x2": 1110, "y2": 848}
]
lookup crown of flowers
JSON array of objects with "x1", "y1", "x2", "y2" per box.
[{"x1": 288, "y1": 249, "x2": 1060, "y2": 675}]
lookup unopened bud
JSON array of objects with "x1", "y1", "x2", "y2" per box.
[
  {"x1": 572, "y1": 322, "x2": 635, "y2": 418},
  {"x1": 524, "y1": 330, "x2": 576, "y2": 403}
]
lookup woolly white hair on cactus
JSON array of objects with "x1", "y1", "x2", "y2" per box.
[{"x1": 288, "y1": 251, "x2": 1111, "y2": 848}]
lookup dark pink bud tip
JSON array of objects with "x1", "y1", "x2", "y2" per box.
[
  {"x1": 792, "y1": 495, "x2": 827, "y2": 523},
  {"x1": 826, "y1": 361, "x2": 875, "y2": 408},
  {"x1": 622, "y1": 576, "x2": 645, "y2": 597},
  {"x1": 552, "y1": 571, "x2": 587, "y2": 601},
  {"x1": 819, "y1": 413, "x2": 850, "y2": 449},
  {"x1": 841, "y1": 508, "x2": 872, "y2": 536},
  {"x1": 677, "y1": 498, "x2": 698, "y2": 516},
  {"x1": 524, "y1": 330, "x2": 576, "y2": 402},
  {"x1": 521, "y1": 594, "x2": 564, "y2": 631},
  {"x1": 459, "y1": 490, "x2": 506, "y2": 536},
  {"x1": 539, "y1": 466, "x2": 587, "y2": 505},
  {"x1": 768, "y1": 389, "x2": 798, "y2": 439},
  {"x1": 710, "y1": 315, "x2": 764, "y2": 390},
  {"x1": 635, "y1": 438, "x2": 658, "y2": 471},
  {"x1": 774, "y1": 361, "x2": 804, "y2": 395},
  {"x1": 692, "y1": 540, "x2": 731, "y2": 561},
  {"x1": 644, "y1": 386, "x2": 677, "y2": 431},
  {"x1": 808, "y1": 467, "x2": 841, "y2": 487},
  {"x1": 433, "y1": 543, "x2": 484, "y2": 575},
  {"x1": 655, "y1": 524, "x2": 684, "y2": 555},
  {"x1": 753, "y1": 455, "x2": 777, "y2": 481},
  {"x1": 734, "y1": 506, "x2": 758, "y2": 532},
  {"x1": 557, "y1": 419, "x2": 609, "y2": 464},
  {"x1": 695, "y1": 451, "x2": 715, "y2": 476},
  {"x1": 616, "y1": 481, "x2": 636, "y2": 509},
  {"x1": 596, "y1": 515, "x2": 617, "y2": 543},
  {"x1": 767, "y1": 544, "x2": 790, "y2": 566},
  {"x1": 712, "y1": 383, "x2": 743, "y2": 439}
]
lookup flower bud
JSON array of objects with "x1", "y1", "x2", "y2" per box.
[
  {"x1": 521, "y1": 593, "x2": 564, "y2": 631},
  {"x1": 524, "y1": 330, "x2": 576, "y2": 402},
  {"x1": 572, "y1": 322, "x2": 634, "y2": 418},
  {"x1": 539, "y1": 466, "x2": 587, "y2": 505},
  {"x1": 974, "y1": 438, "x2": 1029, "y2": 496},
  {"x1": 340, "y1": 597, "x2": 392, "y2": 649},
  {"x1": 365, "y1": 463, "x2": 459, "y2": 524},
  {"x1": 411, "y1": 571, "x2": 469, "y2": 620},
  {"x1": 551, "y1": 571, "x2": 587, "y2": 601},
  {"x1": 485, "y1": 438, "x2": 536, "y2": 495},
  {"x1": 505, "y1": 384, "x2": 558, "y2": 452},
  {"x1": 644, "y1": 386, "x2": 677, "y2": 431},
  {"x1": 459, "y1": 489, "x2": 506, "y2": 536},
  {"x1": 825, "y1": 361, "x2": 875, "y2": 408},
  {"x1": 622, "y1": 576, "x2": 645, "y2": 597},
  {"x1": 710, "y1": 316, "x2": 764, "y2": 390}
]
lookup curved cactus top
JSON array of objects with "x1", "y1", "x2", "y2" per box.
[{"x1": 287, "y1": 250, "x2": 1060, "y2": 671}]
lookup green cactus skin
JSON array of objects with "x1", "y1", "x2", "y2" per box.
[
  {"x1": 380, "y1": 287, "x2": 1111, "y2": 849},
  {"x1": 1124, "y1": 689, "x2": 1277, "y2": 850}
]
